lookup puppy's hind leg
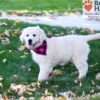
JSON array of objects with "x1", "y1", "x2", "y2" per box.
[
  {"x1": 72, "y1": 52, "x2": 89, "y2": 80},
  {"x1": 72, "y1": 42, "x2": 90, "y2": 82},
  {"x1": 73, "y1": 59, "x2": 88, "y2": 80}
]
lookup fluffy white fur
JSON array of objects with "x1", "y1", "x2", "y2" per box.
[{"x1": 20, "y1": 26, "x2": 100, "y2": 81}]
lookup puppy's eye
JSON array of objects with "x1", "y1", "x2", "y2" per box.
[
  {"x1": 26, "y1": 34, "x2": 29, "y2": 37},
  {"x1": 33, "y1": 34, "x2": 36, "y2": 37}
]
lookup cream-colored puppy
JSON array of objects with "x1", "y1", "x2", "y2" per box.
[{"x1": 20, "y1": 26, "x2": 100, "y2": 81}]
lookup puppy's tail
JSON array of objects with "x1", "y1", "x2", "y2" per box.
[{"x1": 83, "y1": 33, "x2": 100, "y2": 42}]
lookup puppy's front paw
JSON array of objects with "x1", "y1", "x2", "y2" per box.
[{"x1": 38, "y1": 74, "x2": 49, "y2": 81}]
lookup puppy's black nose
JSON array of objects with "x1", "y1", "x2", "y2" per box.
[{"x1": 28, "y1": 39, "x2": 32, "y2": 45}]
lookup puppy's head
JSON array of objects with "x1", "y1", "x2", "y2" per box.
[{"x1": 20, "y1": 26, "x2": 46, "y2": 49}]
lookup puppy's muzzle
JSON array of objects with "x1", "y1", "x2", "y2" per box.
[{"x1": 28, "y1": 39, "x2": 32, "y2": 45}]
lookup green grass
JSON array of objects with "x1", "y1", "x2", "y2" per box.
[
  {"x1": 90, "y1": 96, "x2": 100, "y2": 100},
  {"x1": 0, "y1": 19, "x2": 100, "y2": 99},
  {"x1": 0, "y1": 0, "x2": 81, "y2": 11}
]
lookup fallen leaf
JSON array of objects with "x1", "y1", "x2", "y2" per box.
[
  {"x1": 0, "y1": 76, "x2": 3, "y2": 81},
  {"x1": 11, "y1": 74, "x2": 19, "y2": 79},
  {"x1": 79, "y1": 81, "x2": 82, "y2": 87},
  {"x1": 40, "y1": 95, "x2": 55, "y2": 100},
  {"x1": 2, "y1": 59, "x2": 7, "y2": 63},
  {"x1": 90, "y1": 89, "x2": 94, "y2": 93},
  {"x1": 91, "y1": 80, "x2": 95, "y2": 85},
  {"x1": 28, "y1": 97, "x2": 35, "y2": 100},
  {"x1": 96, "y1": 73, "x2": 100, "y2": 80},
  {"x1": 10, "y1": 83, "x2": 23, "y2": 92},
  {"x1": 18, "y1": 45, "x2": 26, "y2": 51},
  {"x1": 20, "y1": 55, "x2": 26, "y2": 59},
  {"x1": 90, "y1": 63, "x2": 98, "y2": 67},
  {"x1": 19, "y1": 96, "x2": 27, "y2": 100},
  {"x1": 4, "y1": 29, "x2": 10, "y2": 37},
  {"x1": 31, "y1": 82, "x2": 41, "y2": 88},
  {"x1": 25, "y1": 91, "x2": 32, "y2": 95},
  {"x1": 9, "y1": 50, "x2": 12, "y2": 53},
  {"x1": 60, "y1": 32, "x2": 65, "y2": 36},
  {"x1": 2, "y1": 93, "x2": 8, "y2": 100},
  {"x1": 52, "y1": 85, "x2": 59, "y2": 88},
  {"x1": 59, "y1": 91, "x2": 75, "y2": 100},
  {"x1": 18, "y1": 85, "x2": 27, "y2": 95},
  {"x1": 1, "y1": 37, "x2": 10, "y2": 44},
  {"x1": 96, "y1": 85, "x2": 100, "y2": 90},
  {"x1": 58, "y1": 96, "x2": 66, "y2": 100},
  {"x1": 44, "y1": 89, "x2": 53, "y2": 96},
  {"x1": 24, "y1": 52, "x2": 28, "y2": 55},
  {"x1": 50, "y1": 69, "x2": 62, "y2": 76}
]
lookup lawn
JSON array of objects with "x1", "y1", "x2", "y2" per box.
[
  {"x1": 0, "y1": 0, "x2": 81, "y2": 11},
  {"x1": 0, "y1": 0, "x2": 100, "y2": 99},
  {"x1": 0, "y1": 19, "x2": 100, "y2": 99}
]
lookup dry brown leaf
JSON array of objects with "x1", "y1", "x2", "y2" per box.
[
  {"x1": 18, "y1": 45, "x2": 26, "y2": 51},
  {"x1": 44, "y1": 89, "x2": 53, "y2": 96},
  {"x1": 51, "y1": 69, "x2": 62, "y2": 75},
  {"x1": 2, "y1": 93, "x2": 8, "y2": 100},
  {"x1": 10, "y1": 83, "x2": 36, "y2": 95},
  {"x1": 1, "y1": 37, "x2": 10, "y2": 44},
  {"x1": 39, "y1": 89, "x2": 55, "y2": 100},
  {"x1": 18, "y1": 85, "x2": 27, "y2": 95},
  {"x1": 58, "y1": 96, "x2": 66, "y2": 100},
  {"x1": 11, "y1": 29, "x2": 21, "y2": 36},
  {"x1": 19, "y1": 96, "x2": 27, "y2": 100},
  {"x1": 31, "y1": 82, "x2": 41, "y2": 89},
  {"x1": 10, "y1": 84, "x2": 23, "y2": 92},
  {"x1": 40, "y1": 95, "x2": 55, "y2": 100},
  {"x1": 59, "y1": 91, "x2": 75, "y2": 100},
  {"x1": 96, "y1": 73, "x2": 100, "y2": 80},
  {"x1": 4, "y1": 29, "x2": 10, "y2": 37}
]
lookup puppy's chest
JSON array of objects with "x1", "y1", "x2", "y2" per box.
[{"x1": 31, "y1": 51, "x2": 49, "y2": 64}]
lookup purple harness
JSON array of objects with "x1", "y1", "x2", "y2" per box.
[{"x1": 33, "y1": 40, "x2": 47, "y2": 55}]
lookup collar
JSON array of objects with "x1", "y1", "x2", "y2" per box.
[{"x1": 33, "y1": 40, "x2": 47, "y2": 55}]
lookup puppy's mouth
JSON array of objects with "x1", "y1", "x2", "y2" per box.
[{"x1": 27, "y1": 42, "x2": 37, "y2": 50}]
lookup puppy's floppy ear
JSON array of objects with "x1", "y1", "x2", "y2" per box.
[{"x1": 37, "y1": 26, "x2": 46, "y2": 40}]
